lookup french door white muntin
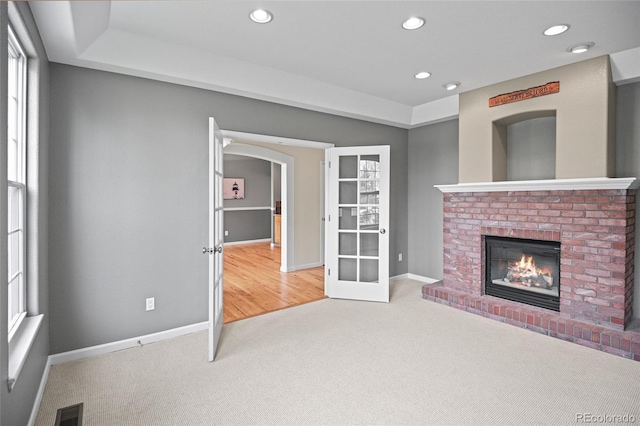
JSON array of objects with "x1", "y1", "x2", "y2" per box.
[
  {"x1": 207, "y1": 117, "x2": 224, "y2": 362},
  {"x1": 326, "y1": 146, "x2": 390, "y2": 303}
]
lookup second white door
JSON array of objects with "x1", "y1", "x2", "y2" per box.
[{"x1": 326, "y1": 146, "x2": 390, "y2": 302}]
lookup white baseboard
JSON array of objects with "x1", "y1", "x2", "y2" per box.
[
  {"x1": 292, "y1": 262, "x2": 324, "y2": 271},
  {"x1": 49, "y1": 321, "x2": 209, "y2": 366},
  {"x1": 224, "y1": 238, "x2": 272, "y2": 246},
  {"x1": 279, "y1": 261, "x2": 324, "y2": 273},
  {"x1": 391, "y1": 273, "x2": 440, "y2": 284},
  {"x1": 28, "y1": 359, "x2": 50, "y2": 426}
]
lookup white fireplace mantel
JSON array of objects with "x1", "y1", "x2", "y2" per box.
[{"x1": 435, "y1": 177, "x2": 639, "y2": 193}]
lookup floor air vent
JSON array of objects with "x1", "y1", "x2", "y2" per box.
[{"x1": 54, "y1": 403, "x2": 83, "y2": 426}]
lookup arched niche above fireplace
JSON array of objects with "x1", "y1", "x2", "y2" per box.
[{"x1": 491, "y1": 110, "x2": 557, "y2": 182}]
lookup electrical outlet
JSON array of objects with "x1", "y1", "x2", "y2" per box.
[
  {"x1": 225, "y1": 230, "x2": 229, "y2": 236},
  {"x1": 146, "y1": 297, "x2": 155, "y2": 311},
  {"x1": 398, "y1": 253, "x2": 403, "y2": 262}
]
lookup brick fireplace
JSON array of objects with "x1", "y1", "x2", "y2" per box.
[
  {"x1": 422, "y1": 178, "x2": 640, "y2": 361},
  {"x1": 420, "y1": 56, "x2": 640, "y2": 361}
]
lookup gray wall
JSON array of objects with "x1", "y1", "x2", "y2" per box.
[
  {"x1": 615, "y1": 81, "x2": 640, "y2": 318},
  {"x1": 223, "y1": 155, "x2": 271, "y2": 242},
  {"x1": 49, "y1": 63, "x2": 408, "y2": 354},
  {"x1": 223, "y1": 155, "x2": 271, "y2": 208},
  {"x1": 407, "y1": 119, "x2": 459, "y2": 279},
  {"x1": 1, "y1": 3, "x2": 50, "y2": 425},
  {"x1": 224, "y1": 210, "x2": 271, "y2": 242}
]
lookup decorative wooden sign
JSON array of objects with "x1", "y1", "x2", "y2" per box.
[{"x1": 489, "y1": 81, "x2": 559, "y2": 107}]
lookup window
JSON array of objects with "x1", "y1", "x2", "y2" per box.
[
  {"x1": 7, "y1": 26, "x2": 27, "y2": 339},
  {"x1": 6, "y1": 10, "x2": 44, "y2": 391}
]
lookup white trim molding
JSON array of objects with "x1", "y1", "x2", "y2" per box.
[
  {"x1": 292, "y1": 261, "x2": 324, "y2": 271},
  {"x1": 28, "y1": 360, "x2": 50, "y2": 426},
  {"x1": 49, "y1": 322, "x2": 209, "y2": 366},
  {"x1": 8, "y1": 314, "x2": 44, "y2": 391},
  {"x1": 223, "y1": 206, "x2": 272, "y2": 212},
  {"x1": 436, "y1": 177, "x2": 639, "y2": 193},
  {"x1": 391, "y1": 273, "x2": 440, "y2": 284},
  {"x1": 224, "y1": 238, "x2": 272, "y2": 247},
  {"x1": 222, "y1": 130, "x2": 333, "y2": 150}
]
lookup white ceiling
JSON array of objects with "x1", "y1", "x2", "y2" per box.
[{"x1": 30, "y1": 1, "x2": 640, "y2": 128}]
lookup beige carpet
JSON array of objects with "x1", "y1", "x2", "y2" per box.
[{"x1": 36, "y1": 279, "x2": 640, "y2": 425}]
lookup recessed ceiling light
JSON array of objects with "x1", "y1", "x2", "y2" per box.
[
  {"x1": 250, "y1": 9, "x2": 273, "y2": 24},
  {"x1": 567, "y1": 42, "x2": 594, "y2": 53},
  {"x1": 415, "y1": 71, "x2": 431, "y2": 79},
  {"x1": 402, "y1": 16, "x2": 425, "y2": 30},
  {"x1": 543, "y1": 24, "x2": 570, "y2": 36},
  {"x1": 443, "y1": 82, "x2": 460, "y2": 91}
]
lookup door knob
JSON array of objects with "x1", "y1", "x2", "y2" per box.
[
  {"x1": 380, "y1": 228, "x2": 386, "y2": 234},
  {"x1": 203, "y1": 246, "x2": 223, "y2": 254}
]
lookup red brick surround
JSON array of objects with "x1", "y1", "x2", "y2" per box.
[
  {"x1": 423, "y1": 187, "x2": 639, "y2": 360},
  {"x1": 439, "y1": 189, "x2": 635, "y2": 330}
]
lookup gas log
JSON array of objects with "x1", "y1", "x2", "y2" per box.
[
  {"x1": 505, "y1": 269, "x2": 553, "y2": 289},
  {"x1": 503, "y1": 253, "x2": 554, "y2": 289}
]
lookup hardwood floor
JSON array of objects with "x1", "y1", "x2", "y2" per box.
[{"x1": 223, "y1": 242, "x2": 325, "y2": 323}]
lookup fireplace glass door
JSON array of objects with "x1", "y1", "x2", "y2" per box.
[{"x1": 485, "y1": 236, "x2": 560, "y2": 311}]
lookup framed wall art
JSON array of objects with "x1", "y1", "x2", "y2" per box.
[{"x1": 223, "y1": 178, "x2": 245, "y2": 199}]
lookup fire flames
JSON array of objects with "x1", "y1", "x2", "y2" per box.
[{"x1": 504, "y1": 253, "x2": 553, "y2": 289}]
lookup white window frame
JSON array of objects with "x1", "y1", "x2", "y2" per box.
[{"x1": 7, "y1": 24, "x2": 27, "y2": 340}]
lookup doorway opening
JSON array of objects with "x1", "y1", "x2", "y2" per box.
[
  {"x1": 221, "y1": 132, "x2": 332, "y2": 322},
  {"x1": 224, "y1": 142, "x2": 294, "y2": 271}
]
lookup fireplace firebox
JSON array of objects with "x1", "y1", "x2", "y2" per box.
[{"x1": 485, "y1": 236, "x2": 560, "y2": 311}]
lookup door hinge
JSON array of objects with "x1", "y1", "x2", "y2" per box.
[
  {"x1": 328, "y1": 268, "x2": 330, "y2": 276},
  {"x1": 328, "y1": 161, "x2": 331, "y2": 168}
]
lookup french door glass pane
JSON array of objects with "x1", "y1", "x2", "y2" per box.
[
  {"x1": 339, "y1": 207, "x2": 357, "y2": 230},
  {"x1": 360, "y1": 259, "x2": 379, "y2": 283},
  {"x1": 339, "y1": 181, "x2": 357, "y2": 204},
  {"x1": 338, "y1": 258, "x2": 357, "y2": 281},
  {"x1": 359, "y1": 206, "x2": 379, "y2": 230},
  {"x1": 359, "y1": 155, "x2": 380, "y2": 179},
  {"x1": 339, "y1": 156, "x2": 358, "y2": 179},
  {"x1": 215, "y1": 175, "x2": 223, "y2": 210},
  {"x1": 215, "y1": 277, "x2": 222, "y2": 320},
  {"x1": 360, "y1": 189, "x2": 379, "y2": 205},
  {"x1": 360, "y1": 233, "x2": 379, "y2": 257},
  {"x1": 339, "y1": 233, "x2": 357, "y2": 256},
  {"x1": 360, "y1": 180, "x2": 379, "y2": 205}
]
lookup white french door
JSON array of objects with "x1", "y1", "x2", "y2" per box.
[
  {"x1": 206, "y1": 117, "x2": 224, "y2": 361},
  {"x1": 326, "y1": 146, "x2": 390, "y2": 302}
]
